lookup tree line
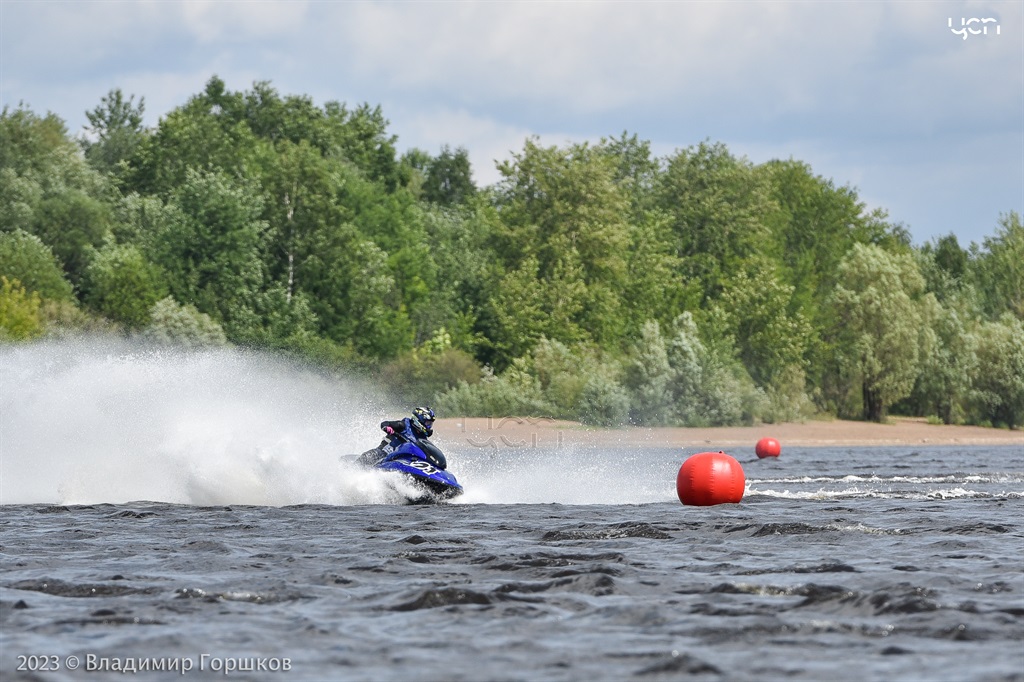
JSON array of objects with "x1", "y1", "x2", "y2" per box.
[{"x1": 1, "y1": 78, "x2": 1021, "y2": 427}]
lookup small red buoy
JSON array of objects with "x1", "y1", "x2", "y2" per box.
[
  {"x1": 676, "y1": 452, "x2": 745, "y2": 506},
  {"x1": 755, "y1": 437, "x2": 781, "y2": 458}
]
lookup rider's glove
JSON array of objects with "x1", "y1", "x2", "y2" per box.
[{"x1": 384, "y1": 426, "x2": 394, "y2": 435}]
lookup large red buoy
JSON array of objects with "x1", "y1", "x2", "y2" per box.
[
  {"x1": 676, "y1": 452, "x2": 745, "y2": 506},
  {"x1": 755, "y1": 437, "x2": 781, "y2": 458}
]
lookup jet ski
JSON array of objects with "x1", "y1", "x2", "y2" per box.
[{"x1": 350, "y1": 434, "x2": 463, "y2": 504}]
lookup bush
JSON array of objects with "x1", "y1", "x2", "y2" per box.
[
  {"x1": 531, "y1": 338, "x2": 592, "y2": 413},
  {"x1": 274, "y1": 334, "x2": 365, "y2": 373},
  {"x1": 436, "y1": 362, "x2": 555, "y2": 417},
  {"x1": 380, "y1": 347, "x2": 483, "y2": 405},
  {"x1": 577, "y1": 373, "x2": 631, "y2": 426},
  {"x1": 760, "y1": 365, "x2": 817, "y2": 424},
  {"x1": 623, "y1": 320, "x2": 675, "y2": 425},
  {"x1": 140, "y1": 296, "x2": 227, "y2": 347},
  {"x1": 692, "y1": 352, "x2": 764, "y2": 426},
  {"x1": 0, "y1": 276, "x2": 42, "y2": 340},
  {"x1": 38, "y1": 298, "x2": 119, "y2": 337},
  {"x1": 663, "y1": 312, "x2": 764, "y2": 426}
]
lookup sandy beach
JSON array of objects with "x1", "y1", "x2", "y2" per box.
[{"x1": 437, "y1": 416, "x2": 1024, "y2": 451}]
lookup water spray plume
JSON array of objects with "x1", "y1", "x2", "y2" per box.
[
  {"x1": 0, "y1": 339, "x2": 397, "y2": 505},
  {"x1": 0, "y1": 339, "x2": 681, "y2": 506}
]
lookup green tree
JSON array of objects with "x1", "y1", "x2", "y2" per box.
[
  {"x1": 529, "y1": 338, "x2": 597, "y2": 416},
  {"x1": 342, "y1": 239, "x2": 413, "y2": 358},
  {"x1": 255, "y1": 139, "x2": 347, "y2": 306},
  {"x1": 420, "y1": 203, "x2": 500, "y2": 353},
  {"x1": 422, "y1": 146, "x2": 476, "y2": 206},
  {"x1": 82, "y1": 242, "x2": 167, "y2": 329},
  {"x1": 655, "y1": 141, "x2": 774, "y2": 303},
  {"x1": 600, "y1": 132, "x2": 659, "y2": 208},
  {"x1": 830, "y1": 243, "x2": 930, "y2": 421},
  {"x1": 710, "y1": 262, "x2": 813, "y2": 386},
  {"x1": 110, "y1": 192, "x2": 179, "y2": 250},
  {"x1": 132, "y1": 78, "x2": 404, "y2": 194},
  {"x1": 82, "y1": 88, "x2": 147, "y2": 178},
  {"x1": 152, "y1": 169, "x2": 266, "y2": 339},
  {"x1": 932, "y1": 233, "x2": 969, "y2": 281},
  {"x1": 1, "y1": 105, "x2": 113, "y2": 284},
  {"x1": 0, "y1": 229, "x2": 73, "y2": 300},
  {"x1": 32, "y1": 189, "x2": 112, "y2": 284},
  {"x1": 238, "y1": 81, "x2": 323, "y2": 146},
  {"x1": 621, "y1": 210, "x2": 694, "y2": 336},
  {"x1": 321, "y1": 101, "x2": 402, "y2": 189},
  {"x1": 970, "y1": 211, "x2": 1023, "y2": 319},
  {"x1": 490, "y1": 139, "x2": 631, "y2": 355},
  {"x1": 399, "y1": 147, "x2": 432, "y2": 199},
  {"x1": 761, "y1": 159, "x2": 896, "y2": 318},
  {"x1": 487, "y1": 256, "x2": 587, "y2": 367},
  {"x1": 904, "y1": 297, "x2": 977, "y2": 424},
  {"x1": 379, "y1": 333, "x2": 482, "y2": 406},
  {"x1": 917, "y1": 234, "x2": 977, "y2": 308},
  {"x1": 0, "y1": 167, "x2": 41, "y2": 229},
  {"x1": 435, "y1": 362, "x2": 555, "y2": 418},
  {"x1": 0, "y1": 106, "x2": 72, "y2": 178},
  {"x1": 577, "y1": 373, "x2": 631, "y2": 427},
  {"x1": 130, "y1": 77, "x2": 261, "y2": 196},
  {"x1": 664, "y1": 312, "x2": 762, "y2": 426},
  {"x1": 971, "y1": 314, "x2": 1024, "y2": 428}
]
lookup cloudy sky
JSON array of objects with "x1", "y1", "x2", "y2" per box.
[{"x1": 2, "y1": 0, "x2": 1020, "y2": 246}]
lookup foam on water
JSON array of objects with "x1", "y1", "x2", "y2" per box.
[
  {"x1": 747, "y1": 474, "x2": 1024, "y2": 485},
  {"x1": 748, "y1": 485, "x2": 1023, "y2": 500},
  {"x1": 448, "y1": 445, "x2": 677, "y2": 505}
]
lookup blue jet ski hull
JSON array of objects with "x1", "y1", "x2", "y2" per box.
[
  {"x1": 350, "y1": 440, "x2": 463, "y2": 504},
  {"x1": 377, "y1": 455, "x2": 464, "y2": 504}
]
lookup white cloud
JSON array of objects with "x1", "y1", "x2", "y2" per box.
[
  {"x1": 311, "y1": 2, "x2": 1017, "y2": 119},
  {"x1": 176, "y1": 0, "x2": 310, "y2": 44},
  {"x1": 389, "y1": 105, "x2": 598, "y2": 187},
  {"x1": 1, "y1": 0, "x2": 1019, "y2": 244}
]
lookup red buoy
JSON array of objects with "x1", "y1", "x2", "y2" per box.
[
  {"x1": 676, "y1": 451, "x2": 745, "y2": 506},
  {"x1": 755, "y1": 437, "x2": 781, "y2": 458}
]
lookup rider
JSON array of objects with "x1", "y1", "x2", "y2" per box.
[
  {"x1": 381, "y1": 406, "x2": 436, "y2": 442},
  {"x1": 358, "y1": 407, "x2": 446, "y2": 469}
]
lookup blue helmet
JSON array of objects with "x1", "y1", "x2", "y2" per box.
[{"x1": 411, "y1": 406, "x2": 435, "y2": 436}]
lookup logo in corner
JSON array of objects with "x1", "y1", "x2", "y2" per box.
[{"x1": 949, "y1": 17, "x2": 1001, "y2": 40}]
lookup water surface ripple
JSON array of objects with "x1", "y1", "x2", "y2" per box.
[{"x1": 2, "y1": 446, "x2": 1023, "y2": 681}]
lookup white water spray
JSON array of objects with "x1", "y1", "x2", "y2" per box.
[
  {"x1": 0, "y1": 338, "x2": 407, "y2": 505},
  {"x1": 1, "y1": 338, "x2": 684, "y2": 506}
]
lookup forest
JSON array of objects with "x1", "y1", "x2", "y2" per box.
[{"x1": 1, "y1": 78, "x2": 1021, "y2": 428}]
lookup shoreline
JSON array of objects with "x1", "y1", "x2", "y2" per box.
[{"x1": 435, "y1": 416, "x2": 1024, "y2": 451}]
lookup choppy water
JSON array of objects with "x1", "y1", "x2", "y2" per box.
[{"x1": 2, "y1": 341, "x2": 1023, "y2": 681}]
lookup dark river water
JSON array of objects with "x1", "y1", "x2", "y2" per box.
[
  {"x1": 2, "y1": 445, "x2": 1022, "y2": 682},
  {"x1": 2, "y1": 342, "x2": 1023, "y2": 680}
]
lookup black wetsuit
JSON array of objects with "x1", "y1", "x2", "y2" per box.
[{"x1": 357, "y1": 418, "x2": 445, "y2": 469}]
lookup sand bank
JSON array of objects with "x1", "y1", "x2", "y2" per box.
[{"x1": 435, "y1": 416, "x2": 1023, "y2": 452}]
